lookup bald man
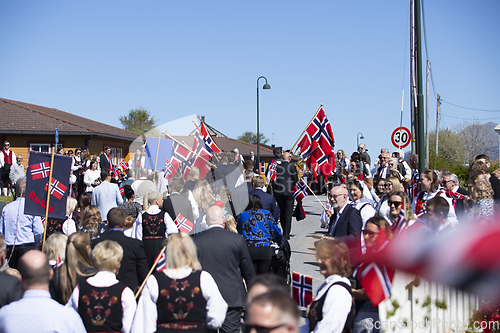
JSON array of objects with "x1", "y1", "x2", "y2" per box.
[
  {"x1": 0, "y1": 250, "x2": 86, "y2": 333},
  {"x1": 193, "y1": 206, "x2": 255, "y2": 333}
]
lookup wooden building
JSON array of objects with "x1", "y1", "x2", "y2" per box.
[{"x1": 0, "y1": 98, "x2": 139, "y2": 167}]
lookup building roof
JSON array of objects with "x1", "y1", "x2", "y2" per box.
[
  {"x1": 0, "y1": 98, "x2": 138, "y2": 141},
  {"x1": 171, "y1": 136, "x2": 275, "y2": 158}
]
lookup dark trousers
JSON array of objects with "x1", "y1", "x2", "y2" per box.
[
  {"x1": 218, "y1": 307, "x2": 243, "y2": 333},
  {"x1": 276, "y1": 195, "x2": 294, "y2": 239},
  {"x1": 7, "y1": 243, "x2": 36, "y2": 270}
]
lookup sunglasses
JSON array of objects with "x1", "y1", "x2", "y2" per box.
[
  {"x1": 388, "y1": 201, "x2": 403, "y2": 207},
  {"x1": 363, "y1": 230, "x2": 379, "y2": 238},
  {"x1": 242, "y1": 323, "x2": 287, "y2": 333}
]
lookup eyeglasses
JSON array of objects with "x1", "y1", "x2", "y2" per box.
[
  {"x1": 441, "y1": 180, "x2": 452, "y2": 185},
  {"x1": 4, "y1": 144, "x2": 9, "y2": 147},
  {"x1": 328, "y1": 193, "x2": 343, "y2": 200},
  {"x1": 242, "y1": 323, "x2": 287, "y2": 333},
  {"x1": 384, "y1": 184, "x2": 392, "y2": 187},
  {"x1": 388, "y1": 201, "x2": 403, "y2": 207},
  {"x1": 380, "y1": 157, "x2": 388, "y2": 160},
  {"x1": 389, "y1": 163, "x2": 395, "y2": 166}
]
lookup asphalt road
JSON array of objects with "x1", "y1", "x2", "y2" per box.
[{"x1": 286, "y1": 193, "x2": 330, "y2": 318}]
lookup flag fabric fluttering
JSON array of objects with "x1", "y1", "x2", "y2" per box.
[
  {"x1": 43, "y1": 178, "x2": 68, "y2": 200},
  {"x1": 200, "y1": 121, "x2": 221, "y2": 154},
  {"x1": 292, "y1": 272, "x2": 313, "y2": 307},
  {"x1": 174, "y1": 214, "x2": 194, "y2": 234},
  {"x1": 188, "y1": 130, "x2": 213, "y2": 179},
  {"x1": 300, "y1": 108, "x2": 335, "y2": 180},
  {"x1": 266, "y1": 160, "x2": 278, "y2": 183},
  {"x1": 155, "y1": 250, "x2": 167, "y2": 272},
  {"x1": 171, "y1": 142, "x2": 192, "y2": 179},
  {"x1": 164, "y1": 157, "x2": 175, "y2": 181},
  {"x1": 292, "y1": 180, "x2": 310, "y2": 203},
  {"x1": 355, "y1": 262, "x2": 394, "y2": 306},
  {"x1": 119, "y1": 160, "x2": 129, "y2": 170}
]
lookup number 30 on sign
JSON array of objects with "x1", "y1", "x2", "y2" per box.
[{"x1": 391, "y1": 127, "x2": 411, "y2": 149}]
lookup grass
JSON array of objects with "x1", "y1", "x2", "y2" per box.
[{"x1": 0, "y1": 195, "x2": 14, "y2": 204}]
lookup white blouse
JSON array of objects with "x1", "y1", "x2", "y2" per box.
[{"x1": 130, "y1": 205, "x2": 178, "y2": 240}]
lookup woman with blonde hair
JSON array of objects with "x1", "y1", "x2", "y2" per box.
[
  {"x1": 78, "y1": 205, "x2": 107, "y2": 240},
  {"x1": 43, "y1": 233, "x2": 68, "y2": 268},
  {"x1": 132, "y1": 233, "x2": 227, "y2": 333},
  {"x1": 131, "y1": 190, "x2": 178, "y2": 268},
  {"x1": 50, "y1": 231, "x2": 96, "y2": 304},
  {"x1": 192, "y1": 179, "x2": 215, "y2": 233},
  {"x1": 67, "y1": 240, "x2": 136, "y2": 333},
  {"x1": 468, "y1": 174, "x2": 494, "y2": 222},
  {"x1": 224, "y1": 214, "x2": 238, "y2": 233},
  {"x1": 306, "y1": 239, "x2": 354, "y2": 332}
]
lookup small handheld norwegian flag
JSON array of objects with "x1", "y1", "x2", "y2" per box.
[
  {"x1": 292, "y1": 272, "x2": 313, "y2": 307},
  {"x1": 174, "y1": 214, "x2": 194, "y2": 234}
]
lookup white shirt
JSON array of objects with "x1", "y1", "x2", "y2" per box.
[
  {"x1": 354, "y1": 200, "x2": 377, "y2": 228},
  {"x1": 411, "y1": 190, "x2": 458, "y2": 225},
  {"x1": 302, "y1": 275, "x2": 352, "y2": 333},
  {"x1": 130, "y1": 205, "x2": 178, "y2": 240},
  {"x1": 66, "y1": 271, "x2": 137, "y2": 333},
  {"x1": 131, "y1": 267, "x2": 228, "y2": 333}
]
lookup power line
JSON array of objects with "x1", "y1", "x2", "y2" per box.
[
  {"x1": 440, "y1": 112, "x2": 500, "y2": 121},
  {"x1": 441, "y1": 100, "x2": 500, "y2": 112}
]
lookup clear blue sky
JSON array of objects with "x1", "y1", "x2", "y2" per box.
[{"x1": 1, "y1": 1, "x2": 499, "y2": 160}]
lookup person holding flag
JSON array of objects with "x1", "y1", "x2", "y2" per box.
[{"x1": 352, "y1": 216, "x2": 394, "y2": 333}]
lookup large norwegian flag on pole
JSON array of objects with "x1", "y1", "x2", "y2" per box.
[
  {"x1": 200, "y1": 121, "x2": 221, "y2": 154},
  {"x1": 25, "y1": 151, "x2": 72, "y2": 219},
  {"x1": 303, "y1": 108, "x2": 335, "y2": 180},
  {"x1": 187, "y1": 130, "x2": 213, "y2": 179},
  {"x1": 292, "y1": 272, "x2": 313, "y2": 307},
  {"x1": 171, "y1": 142, "x2": 192, "y2": 179}
]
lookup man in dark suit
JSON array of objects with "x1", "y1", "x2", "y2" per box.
[
  {"x1": 249, "y1": 150, "x2": 259, "y2": 173},
  {"x1": 92, "y1": 208, "x2": 148, "y2": 292},
  {"x1": 273, "y1": 151, "x2": 298, "y2": 239},
  {"x1": 325, "y1": 186, "x2": 362, "y2": 253},
  {"x1": 193, "y1": 205, "x2": 255, "y2": 333},
  {"x1": 163, "y1": 178, "x2": 194, "y2": 225},
  {"x1": 373, "y1": 152, "x2": 390, "y2": 182},
  {"x1": 99, "y1": 146, "x2": 113, "y2": 171},
  {"x1": 250, "y1": 175, "x2": 279, "y2": 221},
  {"x1": 0, "y1": 235, "x2": 22, "y2": 308}
]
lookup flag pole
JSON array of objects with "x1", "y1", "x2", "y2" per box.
[
  {"x1": 290, "y1": 103, "x2": 324, "y2": 152},
  {"x1": 135, "y1": 244, "x2": 167, "y2": 300},
  {"x1": 302, "y1": 180, "x2": 328, "y2": 210},
  {"x1": 153, "y1": 135, "x2": 161, "y2": 184},
  {"x1": 41, "y1": 148, "x2": 56, "y2": 251},
  {"x1": 162, "y1": 132, "x2": 216, "y2": 168}
]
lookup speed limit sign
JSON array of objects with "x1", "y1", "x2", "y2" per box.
[{"x1": 391, "y1": 127, "x2": 411, "y2": 149}]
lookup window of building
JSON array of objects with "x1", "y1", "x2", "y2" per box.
[{"x1": 30, "y1": 143, "x2": 63, "y2": 153}]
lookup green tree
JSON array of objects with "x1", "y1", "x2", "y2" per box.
[
  {"x1": 237, "y1": 131, "x2": 269, "y2": 145},
  {"x1": 119, "y1": 107, "x2": 157, "y2": 134},
  {"x1": 428, "y1": 128, "x2": 466, "y2": 170}
]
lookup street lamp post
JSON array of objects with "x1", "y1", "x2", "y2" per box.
[
  {"x1": 357, "y1": 132, "x2": 364, "y2": 148},
  {"x1": 257, "y1": 76, "x2": 271, "y2": 174}
]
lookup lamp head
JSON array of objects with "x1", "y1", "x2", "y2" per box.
[{"x1": 263, "y1": 83, "x2": 271, "y2": 89}]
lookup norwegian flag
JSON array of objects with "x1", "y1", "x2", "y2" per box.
[
  {"x1": 171, "y1": 142, "x2": 192, "y2": 179},
  {"x1": 119, "y1": 160, "x2": 129, "y2": 170},
  {"x1": 292, "y1": 180, "x2": 309, "y2": 203},
  {"x1": 155, "y1": 250, "x2": 167, "y2": 272},
  {"x1": 44, "y1": 178, "x2": 68, "y2": 200},
  {"x1": 303, "y1": 108, "x2": 335, "y2": 180},
  {"x1": 200, "y1": 121, "x2": 221, "y2": 154},
  {"x1": 292, "y1": 272, "x2": 313, "y2": 307},
  {"x1": 174, "y1": 214, "x2": 194, "y2": 234},
  {"x1": 266, "y1": 160, "x2": 278, "y2": 183},
  {"x1": 164, "y1": 157, "x2": 175, "y2": 180},
  {"x1": 119, "y1": 186, "x2": 124, "y2": 197},
  {"x1": 355, "y1": 262, "x2": 394, "y2": 306},
  {"x1": 111, "y1": 166, "x2": 120, "y2": 179},
  {"x1": 187, "y1": 130, "x2": 213, "y2": 179},
  {"x1": 30, "y1": 161, "x2": 51, "y2": 180}
]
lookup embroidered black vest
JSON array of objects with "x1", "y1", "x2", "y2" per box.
[
  {"x1": 155, "y1": 270, "x2": 207, "y2": 332},
  {"x1": 307, "y1": 281, "x2": 355, "y2": 333},
  {"x1": 142, "y1": 211, "x2": 166, "y2": 239},
  {"x1": 45, "y1": 217, "x2": 65, "y2": 237},
  {"x1": 77, "y1": 279, "x2": 126, "y2": 332}
]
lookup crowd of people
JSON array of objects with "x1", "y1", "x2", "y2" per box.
[{"x1": 0, "y1": 140, "x2": 497, "y2": 333}]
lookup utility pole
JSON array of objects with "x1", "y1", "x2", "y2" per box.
[
  {"x1": 425, "y1": 61, "x2": 430, "y2": 168},
  {"x1": 435, "y1": 94, "x2": 440, "y2": 159}
]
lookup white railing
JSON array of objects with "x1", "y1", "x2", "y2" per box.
[{"x1": 378, "y1": 271, "x2": 480, "y2": 333}]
